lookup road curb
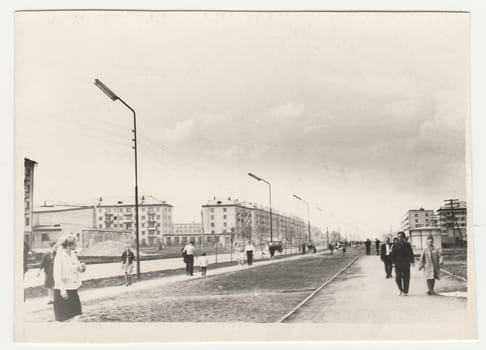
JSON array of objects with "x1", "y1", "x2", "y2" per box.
[
  {"x1": 278, "y1": 255, "x2": 361, "y2": 323},
  {"x1": 441, "y1": 268, "x2": 467, "y2": 282}
]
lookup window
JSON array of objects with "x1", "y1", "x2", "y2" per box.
[
  {"x1": 142, "y1": 216, "x2": 146, "y2": 220},
  {"x1": 211, "y1": 215, "x2": 215, "y2": 220},
  {"x1": 41, "y1": 233, "x2": 50, "y2": 241},
  {"x1": 223, "y1": 222, "x2": 227, "y2": 227},
  {"x1": 156, "y1": 207, "x2": 160, "y2": 212},
  {"x1": 106, "y1": 208, "x2": 111, "y2": 213},
  {"x1": 211, "y1": 230, "x2": 215, "y2": 234},
  {"x1": 223, "y1": 208, "x2": 227, "y2": 212},
  {"x1": 157, "y1": 215, "x2": 160, "y2": 219},
  {"x1": 223, "y1": 215, "x2": 227, "y2": 219},
  {"x1": 211, "y1": 223, "x2": 215, "y2": 227},
  {"x1": 25, "y1": 217, "x2": 29, "y2": 226},
  {"x1": 114, "y1": 224, "x2": 117, "y2": 228},
  {"x1": 126, "y1": 207, "x2": 131, "y2": 212},
  {"x1": 142, "y1": 207, "x2": 146, "y2": 212},
  {"x1": 142, "y1": 223, "x2": 145, "y2": 227},
  {"x1": 142, "y1": 231, "x2": 146, "y2": 235},
  {"x1": 99, "y1": 224, "x2": 102, "y2": 228},
  {"x1": 210, "y1": 208, "x2": 214, "y2": 213}
]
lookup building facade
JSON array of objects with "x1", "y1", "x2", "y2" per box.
[
  {"x1": 201, "y1": 198, "x2": 307, "y2": 247},
  {"x1": 436, "y1": 201, "x2": 467, "y2": 246},
  {"x1": 401, "y1": 208, "x2": 437, "y2": 231},
  {"x1": 95, "y1": 195, "x2": 173, "y2": 247},
  {"x1": 165, "y1": 222, "x2": 203, "y2": 246},
  {"x1": 24, "y1": 158, "x2": 37, "y2": 248}
]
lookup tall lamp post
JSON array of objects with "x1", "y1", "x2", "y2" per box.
[
  {"x1": 293, "y1": 194, "x2": 311, "y2": 243},
  {"x1": 94, "y1": 79, "x2": 141, "y2": 279},
  {"x1": 248, "y1": 172, "x2": 273, "y2": 242}
]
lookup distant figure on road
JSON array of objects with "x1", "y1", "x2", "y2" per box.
[
  {"x1": 380, "y1": 237, "x2": 393, "y2": 278},
  {"x1": 365, "y1": 239, "x2": 371, "y2": 255},
  {"x1": 375, "y1": 239, "x2": 381, "y2": 255},
  {"x1": 121, "y1": 245, "x2": 135, "y2": 286},
  {"x1": 53, "y1": 234, "x2": 86, "y2": 322},
  {"x1": 328, "y1": 243, "x2": 334, "y2": 255},
  {"x1": 301, "y1": 243, "x2": 307, "y2": 255},
  {"x1": 391, "y1": 231, "x2": 415, "y2": 296},
  {"x1": 38, "y1": 241, "x2": 57, "y2": 304},
  {"x1": 245, "y1": 241, "x2": 255, "y2": 266},
  {"x1": 418, "y1": 236, "x2": 443, "y2": 295},
  {"x1": 342, "y1": 243, "x2": 346, "y2": 256},
  {"x1": 183, "y1": 241, "x2": 197, "y2": 276},
  {"x1": 199, "y1": 252, "x2": 209, "y2": 277}
]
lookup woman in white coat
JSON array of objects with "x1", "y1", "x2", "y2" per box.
[{"x1": 52, "y1": 234, "x2": 86, "y2": 321}]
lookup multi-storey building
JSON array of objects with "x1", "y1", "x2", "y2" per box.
[
  {"x1": 201, "y1": 197, "x2": 306, "y2": 247},
  {"x1": 401, "y1": 207, "x2": 437, "y2": 231},
  {"x1": 165, "y1": 222, "x2": 203, "y2": 246},
  {"x1": 32, "y1": 195, "x2": 172, "y2": 249},
  {"x1": 24, "y1": 158, "x2": 37, "y2": 248},
  {"x1": 95, "y1": 195, "x2": 173, "y2": 246},
  {"x1": 437, "y1": 200, "x2": 467, "y2": 246}
]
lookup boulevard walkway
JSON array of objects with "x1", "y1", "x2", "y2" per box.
[{"x1": 285, "y1": 254, "x2": 474, "y2": 338}]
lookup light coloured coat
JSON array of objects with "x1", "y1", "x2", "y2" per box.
[{"x1": 419, "y1": 246, "x2": 443, "y2": 280}]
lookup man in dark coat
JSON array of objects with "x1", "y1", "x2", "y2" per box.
[
  {"x1": 364, "y1": 239, "x2": 371, "y2": 255},
  {"x1": 380, "y1": 237, "x2": 393, "y2": 278},
  {"x1": 375, "y1": 239, "x2": 381, "y2": 255},
  {"x1": 38, "y1": 241, "x2": 57, "y2": 303},
  {"x1": 391, "y1": 231, "x2": 415, "y2": 296}
]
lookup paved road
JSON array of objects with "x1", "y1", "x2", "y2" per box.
[
  {"x1": 24, "y1": 247, "x2": 302, "y2": 288},
  {"x1": 285, "y1": 254, "x2": 470, "y2": 324}
]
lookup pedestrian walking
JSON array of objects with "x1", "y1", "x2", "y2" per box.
[
  {"x1": 380, "y1": 237, "x2": 393, "y2": 278},
  {"x1": 391, "y1": 231, "x2": 415, "y2": 296},
  {"x1": 329, "y1": 242, "x2": 334, "y2": 255},
  {"x1": 121, "y1": 245, "x2": 135, "y2": 286},
  {"x1": 418, "y1": 236, "x2": 443, "y2": 295},
  {"x1": 365, "y1": 239, "x2": 371, "y2": 255},
  {"x1": 342, "y1": 243, "x2": 346, "y2": 256},
  {"x1": 52, "y1": 234, "x2": 86, "y2": 322},
  {"x1": 375, "y1": 239, "x2": 381, "y2": 256},
  {"x1": 245, "y1": 241, "x2": 255, "y2": 266},
  {"x1": 23, "y1": 240, "x2": 30, "y2": 278},
  {"x1": 182, "y1": 241, "x2": 196, "y2": 276},
  {"x1": 37, "y1": 241, "x2": 57, "y2": 304},
  {"x1": 199, "y1": 252, "x2": 209, "y2": 276}
]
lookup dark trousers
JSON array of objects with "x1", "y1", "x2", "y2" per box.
[
  {"x1": 186, "y1": 255, "x2": 194, "y2": 275},
  {"x1": 365, "y1": 247, "x2": 371, "y2": 255},
  {"x1": 395, "y1": 265, "x2": 411, "y2": 293},
  {"x1": 383, "y1": 256, "x2": 393, "y2": 277},
  {"x1": 246, "y1": 251, "x2": 253, "y2": 266}
]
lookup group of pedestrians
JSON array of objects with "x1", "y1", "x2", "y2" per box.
[{"x1": 377, "y1": 232, "x2": 443, "y2": 296}]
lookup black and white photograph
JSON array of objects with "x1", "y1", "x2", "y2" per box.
[{"x1": 12, "y1": 7, "x2": 479, "y2": 343}]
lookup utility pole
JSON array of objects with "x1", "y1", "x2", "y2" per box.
[{"x1": 444, "y1": 199, "x2": 463, "y2": 247}]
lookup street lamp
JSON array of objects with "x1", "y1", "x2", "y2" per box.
[
  {"x1": 248, "y1": 172, "x2": 273, "y2": 242},
  {"x1": 94, "y1": 78, "x2": 141, "y2": 280},
  {"x1": 293, "y1": 194, "x2": 311, "y2": 243}
]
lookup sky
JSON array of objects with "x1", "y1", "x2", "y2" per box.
[{"x1": 15, "y1": 11, "x2": 469, "y2": 238}]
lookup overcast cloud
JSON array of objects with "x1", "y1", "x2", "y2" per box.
[{"x1": 16, "y1": 11, "x2": 468, "y2": 236}]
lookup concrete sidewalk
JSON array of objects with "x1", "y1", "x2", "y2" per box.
[
  {"x1": 286, "y1": 254, "x2": 471, "y2": 324},
  {"x1": 23, "y1": 248, "x2": 317, "y2": 317}
]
